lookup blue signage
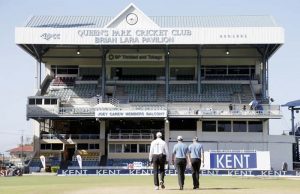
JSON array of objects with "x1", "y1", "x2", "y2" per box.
[{"x1": 210, "y1": 153, "x2": 257, "y2": 169}]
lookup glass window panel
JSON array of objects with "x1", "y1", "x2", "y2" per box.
[
  {"x1": 131, "y1": 144, "x2": 137, "y2": 153},
  {"x1": 203, "y1": 121, "x2": 216, "y2": 132},
  {"x1": 116, "y1": 144, "x2": 122, "y2": 153},
  {"x1": 44, "y1": 99, "x2": 51, "y2": 104},
  {"x1": 124, "y1": 144, "x2": 131, "y2": 153},
  {"x1": 233, "y1": 121, "x2": 247, "y2": 132},
  {"x1": 109, "y1": 144, "x2": 115, "y2": 153},
  {"x1": 36, "y1": 99, "x2": 42, "y2": 105},
  {"x1": 29, "y1": 99, "x2": 35, "y2": 105},
  {"x1": 248, "y1": 121, "x2": 263, "y2": 132},
  {"x1": 218, "y1": 121, "x2": 231, "y2": 132},
  {"x1": 139, "y1": 144, "x2": 146, "y2": 153}
]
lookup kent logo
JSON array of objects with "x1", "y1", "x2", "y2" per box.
[{"x1": 210, "y1": 153, "x2": 257, "y2": 169}]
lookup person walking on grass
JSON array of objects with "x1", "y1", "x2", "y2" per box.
[
  {"x1": 188, "y1": 137, "x2": 204, "y2": 189},
  {"x1": 149, "y1": 132, "x2": 169, "y2": 190},
  {"x1": 172, "y1": 136, "x2": 189, "y2": 190}
]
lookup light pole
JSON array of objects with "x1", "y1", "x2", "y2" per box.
[{"x1": 21, "y1": 132, "x2": 24, "y2": 167}]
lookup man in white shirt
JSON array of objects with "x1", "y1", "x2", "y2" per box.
[{"x1": 149, "y1": 132, "x2": 169, "y2": 190}]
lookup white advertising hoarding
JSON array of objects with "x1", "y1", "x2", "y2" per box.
[
  {"x1": 202, "y1": 151, "x2": 271, "y2": 170},
  {"x1": 95, "y1": 110, "x2": 167, "y2": 118}
]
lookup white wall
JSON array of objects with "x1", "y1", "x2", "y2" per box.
[{"x1": 168, "y1": 130, "x2": 294, "y2": 170}]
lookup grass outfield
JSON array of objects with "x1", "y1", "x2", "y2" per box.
[{"x1": 0, "y1": 175, "x2": 299, "y2": 194}]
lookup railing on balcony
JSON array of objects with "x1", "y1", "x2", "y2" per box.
[
  {"x1": 27, "y1": 103, "x2": 282, "y2": 118},
  {"x1": 108, "y1": 133, "x2": 154, "y2": 140},
  {"x1": 41, "y1": 134, "x2": 100, "y2": 140}
]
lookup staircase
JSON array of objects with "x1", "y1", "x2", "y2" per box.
[
  {"x1": 156, "y1": 84, "x2": 166, "y2": 102},
  {"x1": 241, "y1": 85, "x2": 253, "y2": 103}
]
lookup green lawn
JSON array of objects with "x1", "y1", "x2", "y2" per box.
[{"x1": 0, "y1": 175, "x2": 299, "y2": 194}]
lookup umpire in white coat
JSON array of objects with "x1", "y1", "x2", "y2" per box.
[{"x1": 149, "y1": 132, "x2": 169, "y2": 190}]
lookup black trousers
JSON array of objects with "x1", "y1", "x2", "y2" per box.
[
  {"x1": 191, "y1": 158, "x2": 201, "y2": 188},
  {"x1": 175, "y1": 158, "x2": 187, "y2": 188},
  {"x1": 152, "y1": 154, "x2": 166, "y2": 186}
]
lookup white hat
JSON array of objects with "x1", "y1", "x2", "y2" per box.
[
  {"x1": 156, "y1": 132, "x2": 162, "y2": 138},
  {"x1": 177, "y1": 136, "x2": 183, "y2": 141}
]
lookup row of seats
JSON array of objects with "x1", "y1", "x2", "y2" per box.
[
  {"x1": 81, "y1": 75, "x2": 100, "y2": 81},
  {"x1": 124, "y1": 84, "x2": 158, "y2": 102},
  {"x1": 70, "y1": 161, "x2": 99, "y2": 167},
  {"x1": 107, "y1": 159, "x2": 149, "y2": 167},
  {"x1": 52, "y1": 77, "x2": 75, "y2": 86},
  {"x1": 47, "y1": 84, "x2": 100, "y2": 101},
  {"x1": 119, "y1": 75, "x2": 157, "y2": 80},
  {"x1": 204, "y1": 75, "x2": 252, "y2": 80},
  {"x1": 169, "y1": 84, "x2": 241, "y2": 102}
]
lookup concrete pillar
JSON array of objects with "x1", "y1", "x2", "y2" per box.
[
  {"x1": 32, "y1": 120, "x2": 41, "y2": 154},
  {"x1": 196, "y1": 120, "x2": 202, "y2": 138},
  {"x1": 100, "y1": 121, "x2": 106, "y2": 156},
  {"x1": 263, "y1": 120, "x2": 269, "y2": 150},
  {"x1": 164, "y1": 120, "x2": 170, "y2": 143}
]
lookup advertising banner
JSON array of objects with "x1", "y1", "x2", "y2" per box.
[{"x1": 95, "y1": 110, "x2": 167, "y2": 118}]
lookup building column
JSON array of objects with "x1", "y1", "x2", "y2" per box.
[
  {"x1": 197, "y1": 46, "x2": 202, "y2": 95},
  {"x1": 99, "y1": 120, "x2": 106, "y2": 156},
  {"x1": 35, "y1": 60, "x2": 41, "y2": 94},
  {"x1": 196, "y1": 120, "x2": 202, "y2": 138},
  {"x1": 33, "y1": 120, "x2": 41, "y2": 155},
  {"x1": 164, "y1": 119, "x2": 170, "y2": 143},
  {"x1": 262, "y1": 120, "x2": 269, "y2": 150},
  {"x1": 101, "y1": 49, "x2": 107, "y2": 102},
  {"x1": 262, "y1": 60, "x2": 266, "y2": 99},
  {"x1": 165, "y1": 47, "x2": 169, "y2": 101}
]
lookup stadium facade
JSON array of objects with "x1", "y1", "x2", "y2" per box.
[{"x1": 15, "y1": 3, "x2": 294, "y2": 171}]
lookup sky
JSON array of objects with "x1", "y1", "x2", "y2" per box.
[{"x1": 0, "y1": 0, "x2": 300, "y2": 154}]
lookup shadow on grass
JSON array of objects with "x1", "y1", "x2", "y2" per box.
[
  {"x1": 167, "y1": 187, "x2": 249, "y2": 191},
  {"x1": 201, "y1": 187, "x2": 249, "y2": 190}
]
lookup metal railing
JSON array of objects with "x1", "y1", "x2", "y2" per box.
[
  {"x1": 41, "y1": 134, "x2": 100, "y2": 140},
  {"x1": 27, "y1": 103, "x2": 281, "y2": 118}
]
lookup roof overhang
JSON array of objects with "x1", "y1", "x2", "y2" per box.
[
  {"x1": 15, "y1": 3, "x2": 284, "y2": 60},
  {"x1": 16, "y1": 26, "x2": 284, "y2": 46}
]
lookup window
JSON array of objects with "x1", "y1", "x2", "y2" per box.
[
  {"x1": 233, "y1": 121, "x2": 247, "y2": 132},
  {"x1": 29, "y1": 99, "x2": 35, "y2": 105},
  {"x1": 202, "y1": 121, "x2": 216, "y2": 132},
  {"x1": 44, "y1": 98, "x2": 57, "y2": 105},
  {"x1": 170, "y1": 119, "x2": 197, "y2": 131},
  {"x1": 89, "y1": 144, "x2": 100, "y2": 149},
  {"x1": 52, "y1": 144, "x2": 63, "y2": 150},
  {"x1": 44, "y1": 99, "x2": 51, "y2": 104},
  {"x1": 40, "y1": 144, "x2": 51, "y2": 150},
  {"x1": 124, "y1": 144, "x2": 137, "y2": 153},
  {"x1": 218, "y1": 121, "x2": 231, "y2": 132},
  {"x1": 51, "y1": 99, "x2": 57, "y2": 105},
  {"x1": 109, "y1": 144, "x2": 122, "y2": 153},
  {"x1": 248, "y1": 121, "x2": 263, "y2": 132},
  {"x1": 77, "y1": 143, "x2": 88, "y2": 150},
  {"x1": 36, "y1": 99, "x2": 42, "y2": 105},
  {"x1": 139, "y1": 144, "x2": 150, "y2": 153},
  {"x1": 115, "y1": 144, "x2": 122, "y2": 153}
]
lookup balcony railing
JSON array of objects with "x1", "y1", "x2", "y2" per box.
[
  {"x1": 41, "y1": 134, "x2": 100, "y2": 140},
  {"x1": 27, "y1": 103, "x2": 282, "y2": 118},
  {"x1": 108, "y1": 133, "x2": 154, "y2": 140}
]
